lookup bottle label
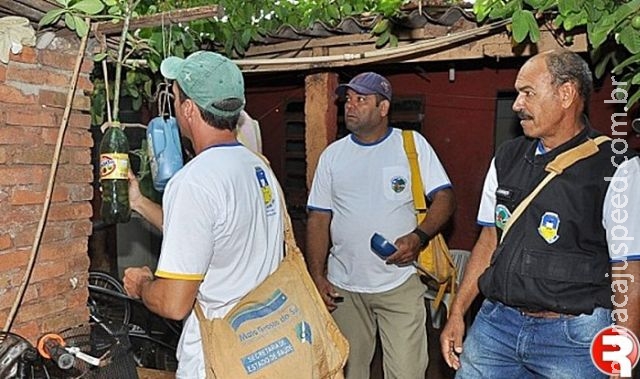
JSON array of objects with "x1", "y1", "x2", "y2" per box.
[{"x1": 100, "y1": 153, "x2": 129, "y2": 180}]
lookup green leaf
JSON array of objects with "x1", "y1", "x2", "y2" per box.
[
  {"x1": 625, "y1": 87, "x2": 640, "y2": 109},
  {"x1": 389, "y1": 33, "x2": 398, "y2": 48},
  {"x1": 511, "y1": 10, "x2": 532, "y2": 43},
  {"x1": 375, "y1": 30, "x2": 390, "y2": 48},
  {"x1": 589, "y1": 14, "x2": 616, "y2": 48},
  {"x1": 104, "y1": 0, "x2": 117, "y2": 5},
  {"x1": 632, "y1": 73, "x2": 640, "y2": 85},
  {"x1": 594, "y1": 50, "x2": 615, "y2": 78},
  {"x1": 55, "y1": 0, "x2": 71, "y2": 7},
  {"x1": 70, "y1": 0, "x2": 105, "y2": 15},
  {"x1": 564, "y1": 9, "x2": 587, "y2": 31},
  {"x1": 619, "y1": 25, "x2": 640, "y2": 54},
  {"x1": 234, "y1": 39, "x2": 246, "y2": 56},
  {"x1": 93, "y1": 52, "x2": 108, "y2": 62},
  {"x1": 527, "y1": 13, "x2": 541, "y2": 43},
  {"x1": 108, "y1": 5, "x2": 120, "y2": 15},
  {"x1": 372, "y1": 19, "x2": 389, "y2": 35},
  {"x1": 181, "y1": 32, "x2": 195, "y2": 51},
  {"x1": 539, "y1": 0, "x2": 558, "y2": 12},
  {"x1": 39, "y1": 8, "x2": 66, "y2": 27},
  {"x1": 473, "y1": 0, "x2": 493, "y2": 22},
  {"x1": 611, "y1": 0, "x2": 640, "y2": 25},
  {"x1": 558, "y1": 0, "x2": 581, "y2": 14},
  {"x1": 524, "y1": 0, "x2": 546, "y2": 8},
  {"x1": 241, "y1": 28, "x2": 253, "y2": 46},
  {"x1": 74, "y1": 15, "x2": 89, "y2": 37},
  {"x1": 64, "y1": 12, "x2": 76, "y2": 30},
  {"x1": 489, "y1": 0, "x2": 520, "y2": 20},
  {"x1": 144, "y1": 80, "x2": 153, "y2": 99},
  {"x1": 612, "y1": 52, "x2": 640, "y2": 74},
  {"x1": 131, "y1": 96, "x2": 143, "y2": 111},
  {"x1": 126, "y1": 71, "x2": 136, "y2": 85},
  {"x1": 327, "y1": 5, "x2": 340, "y2": 20},
  {"x1": 148, "y1": 58, "x2": 159, "y2": 73}
]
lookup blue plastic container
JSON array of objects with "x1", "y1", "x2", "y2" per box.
[
  {"x1": 370, "y1": 233, "x2": 397, "y2": 258},
  {"x1": 147, "y1": 116, "x2": 183, "y2": 192}
]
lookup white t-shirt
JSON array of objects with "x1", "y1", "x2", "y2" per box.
[
  {"x1": 155, "y1": 143, "x2": 284, "y2": 379},
  {"x1": 307, "y1": 128, "x2": 452, "y2": 293},
  {"x1": 477, "y1": 154, "x2": 640, "y2": 262}
]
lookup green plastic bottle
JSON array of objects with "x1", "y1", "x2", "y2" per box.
[{"x1": 99, "y1": 124, "x2": 131, "y2": 224}]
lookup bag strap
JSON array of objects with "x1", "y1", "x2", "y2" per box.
[
  {"x1": 402, "y1": 130, "x2": 428, "y2": 223},
  {"x1": 499, "y1": 135, "x2": 610, "y2": 244},
  {"x1": 194, "y1": 151, "x2": 301, "y2": 322},
  {"x1": 402, "y1": 130, "x2": 455, "y2": 308}
]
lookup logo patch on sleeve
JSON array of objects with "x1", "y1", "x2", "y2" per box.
[
  {"x1": 538, "y1": 211, "x2": 560, "y2": 244},
  {"x1": 495, "y1": 204, "x2": 511, "y2": 230}
]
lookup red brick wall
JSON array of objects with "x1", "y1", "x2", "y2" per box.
[{"x1": 0, "y1": 44, "x2": 94, "y2": 343}]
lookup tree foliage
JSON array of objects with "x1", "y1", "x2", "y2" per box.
[
  {"x1": 474, "y1": 0, "x2": 640, "y2": 108},
  {"x1": 41, "y1": 0, "x2": 422, "y2": 124},
  {"x1": 41, "y1": 0, "x2": 640, "y2": 115}
]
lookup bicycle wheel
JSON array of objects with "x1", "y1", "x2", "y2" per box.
[
  {"x1": 0, "y1": 332, "x2": 36, "y2": 379},
  {"x1": 87, "y1": 271, "x2": 131, "y2": 328}
]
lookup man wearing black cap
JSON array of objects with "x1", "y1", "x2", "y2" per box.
[{"x1": 306, "y1": 72, "x2": 456, "y2": 378}]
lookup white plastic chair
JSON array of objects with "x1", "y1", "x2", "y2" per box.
[{"x1": 424, "y1": 249, "x2": 471, "y2": 329}]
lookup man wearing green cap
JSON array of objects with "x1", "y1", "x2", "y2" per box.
[{"x1": 122, "y1": 51, "x2": 285, "y2": 378}]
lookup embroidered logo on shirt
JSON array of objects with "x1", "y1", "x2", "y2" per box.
[
  {"x1": 255, "y1": 167, "x2": 275, "y2": 215},
  {"x1": 390, "y1": 176, "x2": 407, "y2": 193},
  {"x1": 495, "y1": 204, "x2": 511, "y2": 230},
  {"x1": 538, "y1": 211, "x2": 560, "y2": 244}
]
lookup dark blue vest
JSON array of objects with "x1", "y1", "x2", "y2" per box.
[{"x1": 478, "y1": 127, "x2": 635, "y2": 314}]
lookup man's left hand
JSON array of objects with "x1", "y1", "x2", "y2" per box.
[{"x1": 385, "y1": 232, "x2": 421, "y2": 266}]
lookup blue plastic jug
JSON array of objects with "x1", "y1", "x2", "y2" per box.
[{"x1": 147, "y1": 116, "x2": 183, "y2": 192}]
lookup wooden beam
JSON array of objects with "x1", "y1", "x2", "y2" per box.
[
  {"x1": 14, "y1": 0, "x2": 59, "y2": 13},
  {"x1": 0, "y1": 0, "x2": 47, "y2": 23},
  {"x1": 238, "y1": 28, "x2": 587, "y2": 73},
  {"x1": 93, "y1": 5, "x2": 223, "y2": 35}
]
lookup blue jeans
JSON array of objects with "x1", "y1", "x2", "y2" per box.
[{"x1": 456, "y1": 299, "x2": 611, "y2": 379}]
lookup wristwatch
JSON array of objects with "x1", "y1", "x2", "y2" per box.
[{"x1": 412, "y1": 227, "x2": 431, "y2": 249}]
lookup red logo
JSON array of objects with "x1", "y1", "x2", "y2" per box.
[{"x1": 591, "y1": 325, "x2": 639, "y2": 377}]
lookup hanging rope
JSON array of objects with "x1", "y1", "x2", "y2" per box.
[
  {"x1": 3, "y1": 20, "x2": 92, "y2": 334},
  {"x1": 157, "y1": 13, "x2": 173, "y2": 119}
]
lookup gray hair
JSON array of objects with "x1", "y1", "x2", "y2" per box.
[{"x1": 544, "y1": 50, "x2": 593, "y2": 115}]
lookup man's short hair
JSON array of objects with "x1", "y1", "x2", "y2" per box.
[
  {"x1": 175, "y1": 85, "x2": 241, "y2": 131},
  {"x1": 544, "y1": 50, "x2": 593, "y2": 114}
]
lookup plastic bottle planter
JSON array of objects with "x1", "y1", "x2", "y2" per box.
[
  {"x1": 147, "y1": 116, "x2": 184, "y2": 192},
  {"x1": 100, "y1": 125, "x2": 131, "y2": 224}
]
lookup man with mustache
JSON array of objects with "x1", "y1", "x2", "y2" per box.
[
  {"x1": 440, "y1": 50, "x2": 640, "y2": 378},
  {"x1": 306, "y1": 72, "x2": 455, "y2": 379}
]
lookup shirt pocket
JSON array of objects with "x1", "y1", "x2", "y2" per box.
[{"x1": 382, "y1": 166, "x2": 412, "y2": 202}]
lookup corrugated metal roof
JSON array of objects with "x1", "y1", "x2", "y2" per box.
[{"x1": 0, "y1": 0, "x2": 477, "y2": 45}]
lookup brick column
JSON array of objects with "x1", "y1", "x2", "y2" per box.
[{"x1": 0, "y1": 42, "x2": 94, "y2": 343}]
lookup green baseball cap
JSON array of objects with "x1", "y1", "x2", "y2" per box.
[{"x1": 160, "y1": 51, "x2": 245, "y2": 117}]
